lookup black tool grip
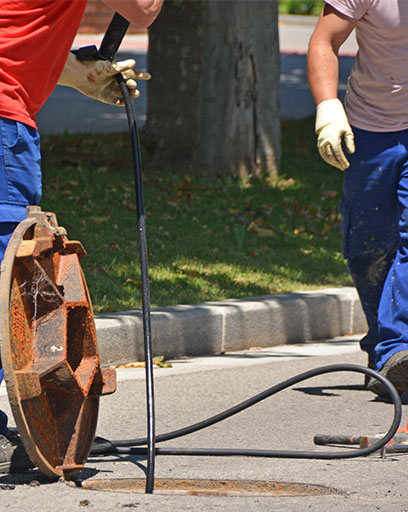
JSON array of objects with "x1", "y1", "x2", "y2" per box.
[
  {"x1": 73, "y1": 12, "x2": 129, "y2": 62},
  {"x1": 98, "y1": 12, "x2": 130, "y2": 62}
]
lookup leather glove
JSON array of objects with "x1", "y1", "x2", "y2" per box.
[
  {"x1": 58, "y1": 54, "x2": 150, "y2": 106},
  {"x1": 315, "y1": 99, "x2": 355, "y2": 171}
]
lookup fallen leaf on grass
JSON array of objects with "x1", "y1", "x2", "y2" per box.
[
  {"x1": 247, "y1": 218, "x2": 264, "y2": 229},
  {"x1": 90, "y1": 216, "x2": 110, "y2": 224},
  {"x1": 126, "y1": 278, "x2": 142, "y2": 287},
  {"x1": 248, "y1": 224, "x2": 276, "y2": 238},
  {"x1": 178, "y1": 265, "x2": 201, "y2": 278},
  {"x1": 321, "y1": 189, "x2": 339, "y2": 200},
  {"x1": 61, "y1": 180, "x2": 79, "y2": 189}
]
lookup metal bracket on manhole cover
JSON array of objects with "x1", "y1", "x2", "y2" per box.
[{"x1": 77, "y1": 478, "x2": 342, "y2": 496}]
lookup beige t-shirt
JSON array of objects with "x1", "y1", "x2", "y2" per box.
[{"x1": 327, "y1": 0, "x2": 408, "y2": 132}]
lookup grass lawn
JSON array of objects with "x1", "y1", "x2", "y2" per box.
[
  {"x1": 40, "y1": 117, "x2": 352, "y2": 314},
  {"x1": 278, "y1": 0, "x2": 325, "y2": 16}
]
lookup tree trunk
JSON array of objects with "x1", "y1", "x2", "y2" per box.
[{"x1": 143, "y1": 0, "x2": 280, "y2": 179}]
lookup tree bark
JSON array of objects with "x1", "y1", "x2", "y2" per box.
[{"x1": 143, "y1": 0, "x2": 280, "y2": 179}]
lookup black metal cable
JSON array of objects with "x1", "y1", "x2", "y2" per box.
[
  {"x1": 91, "y1": 364, "x2": 402, "y2": 460},
  {"x1": 116, "y1": 73, "x2": 156, "y2": 494},
  {"x1": 83, "y1": 12, "x2": 156, "y2": 493}
]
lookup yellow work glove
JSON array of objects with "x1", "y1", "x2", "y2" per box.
[
  {"x1": 315, "y1": 98, "x2": 355, "y2": 171},
  {"x1": 58, "y1": 54, "x2": 150, "y2": 106}
]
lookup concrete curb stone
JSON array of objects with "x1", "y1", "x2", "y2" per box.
[{"x1": 95, "y1": 287, "x2": 366, "y2": 366}]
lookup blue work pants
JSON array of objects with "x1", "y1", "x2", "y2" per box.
[
  {"x1": 341, "y1": 126, "x2": 408, "y2": 370},
  {"x1": 0, "y1": 116, "x2": 41, "y2": 434}
]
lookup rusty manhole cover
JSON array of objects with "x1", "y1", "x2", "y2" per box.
[
  {"x1": 79, "y1": 478, "x2": 342, "y2": 496},
  {"x1": 0, "y1": 206, "x2": 116, "y2": 479}
]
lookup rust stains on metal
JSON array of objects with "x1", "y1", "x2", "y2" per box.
[{"x1": 0, "y1": 206, "x2": 116, "y2": 480}]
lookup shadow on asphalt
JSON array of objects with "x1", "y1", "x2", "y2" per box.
[
  {"x1": 294, "y1": 384, "x2": 365, "y2": 397},
  {"x1": 0, "y1": 470, "x2": 58, "y2": 487}
]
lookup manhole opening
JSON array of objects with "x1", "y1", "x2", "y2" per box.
[{"x1": 79, "y1": 478, "x2": 342, "y2": 497}]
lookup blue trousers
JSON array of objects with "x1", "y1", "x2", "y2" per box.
[
  {"x1": 341, "y1": 126, "x2": 408, "y2": 371},
  {"x1": 0, "y1": 117, "x2": 41, "y2": 434}
]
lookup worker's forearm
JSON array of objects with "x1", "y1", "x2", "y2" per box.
[
  {"x1": 101, "y1": 0, "x2": 164, "y2": 27},
  {"x1": 307, "y1": 39, "x2": 340, "y2": 105},
  {"x1": 57, "y1": 52, "x2": 82, "y2": 87}
]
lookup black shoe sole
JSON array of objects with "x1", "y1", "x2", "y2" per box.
[{"x1": 367, "y1": 353, "x2": 408, "y2": 397}]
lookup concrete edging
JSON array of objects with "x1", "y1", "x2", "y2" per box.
[{"x1": 95, "y1": 287, "x2": 366, "y2": 366}]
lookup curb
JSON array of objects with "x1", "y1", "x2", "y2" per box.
[{"x1": 95, "y1": 287, "x2": 366, "y2": 366}]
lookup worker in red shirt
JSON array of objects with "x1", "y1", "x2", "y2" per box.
[{"x1": 0, "y1": 0, "x2": 163, "y2": 474}]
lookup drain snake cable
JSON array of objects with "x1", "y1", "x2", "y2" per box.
[
  {"x1": 90, "y1": 364, "x2": 402, "y2": 460},
  {"x1": 84, "y1": 13, "x2": 403, "y2": 492}
]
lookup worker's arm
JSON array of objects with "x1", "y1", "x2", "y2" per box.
[
  {"x1": 307, "y1": 4, "x2": 358, "y2": 170},
  {"x1": 308, "y1": 4, "x2": 357, "y2": 103},
  {"x1": 101, "y1": 0, "x2": 164, "y2": 27}
]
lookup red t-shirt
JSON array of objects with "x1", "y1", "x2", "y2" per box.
[{"x1": 0, "y1": 0, "x2": 87, "y2": 129}]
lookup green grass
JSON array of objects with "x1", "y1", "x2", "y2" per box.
[
  {"x1": 279, "y1": 0, "x2": 325, "y2": 16},
  {"x1": 40, "y1": 117, "x2": 352, "y2": 313}
]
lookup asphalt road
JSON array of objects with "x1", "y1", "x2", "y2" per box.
[{"x1": 1, "y1": 339, "x2": 408, "y2": 511}]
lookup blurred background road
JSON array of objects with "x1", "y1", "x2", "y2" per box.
[{"x1": 36, "y1": 15, "x2": 358, "y2": 134}]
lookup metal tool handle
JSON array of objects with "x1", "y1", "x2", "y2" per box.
[
  {"x1": 98, "y1": 13, "x2": 130, "y2": 62},
  {"x1": 73, "y1": 13, "x2": 129, "y2": 62}
]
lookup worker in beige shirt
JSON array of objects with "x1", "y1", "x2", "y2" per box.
[{"x1": 308, "y1": 0, "x2": 408, "y2": 399}]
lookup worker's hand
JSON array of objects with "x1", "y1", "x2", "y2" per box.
[
  {"x1": 58, "y1": 54, "x2": 150, "y2": 106},
  {"x1": 315, "y1": 99, "x2": 355, "y2": 171}
]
